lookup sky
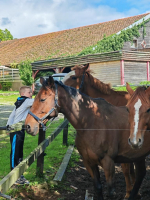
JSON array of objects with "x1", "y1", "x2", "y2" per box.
[{"x1": 0, "y1": 0, "x2": 150, "y2": 39}]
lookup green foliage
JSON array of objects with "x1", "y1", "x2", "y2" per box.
[
  {"x1": 140, "y1": 81, "x2": 150, "y2": 85},
  {"x1": 0, "y1": 81, "x2": 12, "y2": 91},
  {"x1": 78, "y1": 18, "x2": 150, "y2": 56},
  {"x1": 10, "y1": 63, "x2": 18, "y2": 69},
  {"x1": 18, "y1": 60, "x2": 34, "y2": 86},
  {"x1": 0, "y1": 28, "x2": 13, "y2": 41}
]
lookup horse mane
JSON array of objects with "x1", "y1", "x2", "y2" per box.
[
  {"x1": 128, "y1": 86, "x2": 149, "y2": 104},
  {"x1": 86, "y1": 71, "x2": 128, "y2": 96},
  {"x1": 86, "y1": 71, "x2": 111, "y2": 95}
]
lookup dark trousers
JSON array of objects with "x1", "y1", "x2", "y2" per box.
[{"x1": 10, "y1": 129, "x2": 25, "y2": 170}]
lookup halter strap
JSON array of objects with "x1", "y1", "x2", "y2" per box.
[{"x1": 79, "y1": 72, "x2": 85, "y2": 91}]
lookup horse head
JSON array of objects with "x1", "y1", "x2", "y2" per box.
[
  {"x1": 126, "y1": 82, "x2": 150, "y2": 149},
  {"x1": 63, "y1": 63, "x2": 89, "y2": 90},
  {"x1": 25, "y1": 76, "x2": 59, "y2": 136}
]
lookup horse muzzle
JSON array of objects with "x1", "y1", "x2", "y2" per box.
[
  {"x1": 128, "y1": 136, "x2": 143, "y2": 149},
  {"x1": 25, "y1": 124, "x2": 39, "y2": 136}
]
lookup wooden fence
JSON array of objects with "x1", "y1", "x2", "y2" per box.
[
  {"x1": 0, "y1": 118, "x2": 69, "y2": 196},
  {"x1": 0, "y1": 68, "x2": 20, "y2": 82}
]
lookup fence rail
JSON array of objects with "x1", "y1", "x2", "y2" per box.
[{"x1": 0, "y1": 68, "x2": 20, "y2": 82}]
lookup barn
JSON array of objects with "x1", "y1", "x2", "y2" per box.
[{"x1": 0, "y1": 12, "x2": 150, "y2": 88}]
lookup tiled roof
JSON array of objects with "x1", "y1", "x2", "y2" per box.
[{"x1": 0, "y1": 13, "x2": 149, "y2": 66}]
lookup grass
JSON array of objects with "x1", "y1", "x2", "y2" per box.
[{"x1": 0, "y1": 90, "x2": 19, "y2": 93}]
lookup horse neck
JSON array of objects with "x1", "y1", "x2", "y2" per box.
[{"x1": 83, "y1": 77, "x2": 128, "y2": 106}]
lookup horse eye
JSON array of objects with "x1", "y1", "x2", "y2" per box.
[
  {"x1": 126, "y1": 107, "x2": 129, "y2": 113},
  {"x1": 40, "y1": 98, "x2": 46, "y2": 102},
  {"x1": 147, "y1": 108, "x2": 150, "y2": 113},
  {"x1": 72, "y1": 76, "x2": 77, "y2": 80}
]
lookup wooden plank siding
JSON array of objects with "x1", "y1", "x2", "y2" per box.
[
  {"x1": 32, "y1": 51, "x2": 150, "y2": 71},
  {"x1": 124, "y1": 61, "x2": 147, "y2": 84},
  {"x1": 90, "y1": 61, "x2": 121, "y2": 86}
]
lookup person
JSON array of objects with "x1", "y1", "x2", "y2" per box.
[{"x1": 6, "y1": 86, "x2": 34, "y2": 185}]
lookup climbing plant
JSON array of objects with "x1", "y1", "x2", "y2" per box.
[{"x1": 78, "y1": 18, "x2": 150, "y2": 56}]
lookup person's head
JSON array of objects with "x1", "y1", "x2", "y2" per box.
[{"x1": 19, "y1": 86, "x2": 32, "y2": 99}]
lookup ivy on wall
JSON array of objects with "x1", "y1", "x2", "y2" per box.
[{"x1": 78, "y1": 18, "x2": 150, "y2": 56}]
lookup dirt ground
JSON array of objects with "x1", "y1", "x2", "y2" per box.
[{"x1": 13, "y1": 155, "x2": 150, "y2": 200}]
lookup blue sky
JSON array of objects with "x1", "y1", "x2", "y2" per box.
[{"x1": 0, "y1": 0, "x2": 150, "y2": 39}]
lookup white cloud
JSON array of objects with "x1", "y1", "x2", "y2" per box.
[{"x1": 0, "y1": 0, "x2": 148, "y2": 39}]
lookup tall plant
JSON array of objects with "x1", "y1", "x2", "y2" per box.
[{"x1": 18, "y1": 60, "x2": 34, "y2": 86}]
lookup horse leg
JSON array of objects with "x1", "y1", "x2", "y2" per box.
[
  {"x1": 83, "y1": 160, "x2": 103, "y2": 200},
  {"x1": 121, "y1": 163, "x2": 135, "y2": 199},
  {"x1": 128, "y1": 159, "x2": 146, "y2": 200},
  {"x1": 101, "y1": 156, "x2": 115, "y2": 197}
]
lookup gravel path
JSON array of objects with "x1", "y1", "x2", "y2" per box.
[{"x1": 0, "y1": 105, "x2": 14, "y2": 127}]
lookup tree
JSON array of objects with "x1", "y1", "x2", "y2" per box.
[
  {"x1": 18, "y1": 60, "x2": 34, "y2": 86},
  {"x1": 0, "y1": 29, "x2": 13, "y2": 41}
]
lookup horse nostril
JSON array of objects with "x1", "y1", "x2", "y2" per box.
[
  {"x1": 26, "y1": 125, "x2": 31, "y2": 132},
  {"x1": 139, "y1": 138, "x2": 142, "y2": 143}
]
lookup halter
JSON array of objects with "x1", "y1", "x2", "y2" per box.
[
  {"x1": 78, "y1": 72, "x2": 85, "y2": 91},
  {"x1": 28, "y1": 83, "x2": 60, "y2": 131}
]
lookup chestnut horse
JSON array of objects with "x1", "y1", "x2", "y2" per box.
[
  {"x1": 126, "y1": 83, "x2": 150, "y2": 149},
  {"x1": 25, "y1": 77, "x2": 150, "y2": 200},
  {"x1": 63, "y1": 64, "x2": 134, "y2": 199}
]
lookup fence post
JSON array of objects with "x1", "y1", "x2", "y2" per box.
[
  {"x1": 36, "y1": 124, "x2": 45, "y2": 176},
  {"x1": 63, "y1": 117, "x2": 68, "y2": 146}
]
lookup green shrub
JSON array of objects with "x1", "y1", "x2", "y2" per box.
[{"x1": 0, "y1": 81, "x2": 12, "y2": 91}]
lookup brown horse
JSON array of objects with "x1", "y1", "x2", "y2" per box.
[
  {"x1": 63, "y1": 64, "x2": 134, "y2": 199},
  {"x1": 126, "y1": 83, "x2": 150, "y2": 149},
  {"x1": 25, "y1": 76, "x2": 150, "y2": 200}
]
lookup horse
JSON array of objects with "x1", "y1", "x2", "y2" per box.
[
  {"x1": 25, "y1": 76, "x2": 150, "y2": 200},
  {"x1": 126, "y1": 83, "x2": 150, "y2": 149},
  {"x1": 63, "y1": 64, "x2": 135, "y2": 199}
]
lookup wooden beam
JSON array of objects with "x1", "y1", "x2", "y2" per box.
[
  {"x1": 85, "y1": 190, "x2": 94, "y2": 200},
  {"x1": 147, "y1": 61, "x2": 150, "y2": 81},
  {"x1": 36, "y1": 125, "x2": 45, "y2": 176},
  {"x1": 0, "y1": 119, "x2": 68, "y2": 194},
  {"x1": 53, "y1": 145, "x2": 74, "y2": 181},
  {"x1": 120, "y1": 60, "x2": 124, "y2": 85}
]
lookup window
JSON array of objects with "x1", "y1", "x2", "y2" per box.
[{"x1": 131, "y1": 40, "x2": 137, "y2": 48}]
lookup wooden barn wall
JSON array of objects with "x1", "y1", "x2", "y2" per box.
[
  {"x1": 124, "y1": 61, "x2": 147, "y2": 84},
  {"x1": 90, "y1": 61, "x2": 120, "y2": 86}
]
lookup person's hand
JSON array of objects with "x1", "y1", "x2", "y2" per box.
[{"x1": 6, "y1": 125, "x2": 11, "y2": 131}]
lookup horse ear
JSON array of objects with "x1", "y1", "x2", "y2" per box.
[
  {"x1": 145, "y1": 86, "x2": 150, "y2": 96},
  {"x1": 126, "y1": 82, "x2": 134, "y2": 95},
  {"x1": 82, "y1": 63, "x2": 89, "y2": 71},
  {"x1": 48, "y1": 76, "x2": 55, "y2": 87},
  {"x1": 40, "y1": 77, "x2": 46, "y2": 85}
]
